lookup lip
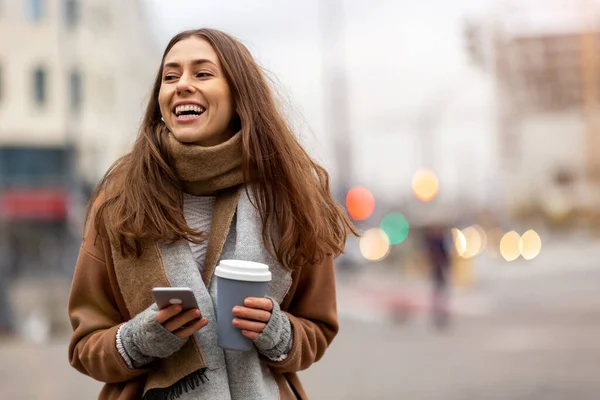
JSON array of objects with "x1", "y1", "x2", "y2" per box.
[{"x1": 174, "y1": 113, "x2": 204, "y2": 124}]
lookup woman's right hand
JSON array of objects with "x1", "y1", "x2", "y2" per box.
[{"x1": 156, "y1": 305, "x2": 208, "y2": 339}]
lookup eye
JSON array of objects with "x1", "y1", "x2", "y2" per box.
[
  {"x1": 164, "y1": 75, "x2": 177, "y2": 81},
  {"x1": 196, "y1": 72, "x2": 213, "y2": 78}
]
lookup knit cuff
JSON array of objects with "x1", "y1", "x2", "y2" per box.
[
  {"x1": 253, "y1": 297, "x2": 293, "y2": 361},
  {"x1": 116, "y1": 323, "x2": 136, "y2": 369},
  {"x1": 120, "y1": 304, "x2": 187, "y2": 368}
]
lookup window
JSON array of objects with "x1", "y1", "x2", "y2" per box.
[
  {"x1": 69, "y1": 70, "x2": 82, "y2": 113},
  {"x1": 0, "y1": 147, "x2": 69, "y2": 188},
  {"x1": 27, "y1": 0, "x2": 43, "y2": 22},
  {"x1": 33, "y1": 67, "x2": 47, "y2": 107},
  {"x1": 64, "y1": 0, "x2": 79, "y2": 28}
]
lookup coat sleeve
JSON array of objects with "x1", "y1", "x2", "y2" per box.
[
  {"x1": 68, "y1": 205, "x2": 151, "y2": 383},
  {"x1": 265, "y1": 255, "x2": 339, "y2": 373}
]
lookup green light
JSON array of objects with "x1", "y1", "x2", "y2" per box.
[{"x1": 380, "y1": 213, "x2": 410, "y2": 245}]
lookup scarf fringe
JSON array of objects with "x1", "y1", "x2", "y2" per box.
[{"x1": 143, "y1": 369, "x2": 209, "y2": 400}]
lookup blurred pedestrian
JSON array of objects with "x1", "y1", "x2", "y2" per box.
[
  {"x1": 0, "y1": 231, "x2": 17, "y2": 337},
  {"x1": 0, "y1": 273, "x2": 15, "y2": 336},
  {"x1": 424, "y1": 224, "x2": 451, "y2": 329},
  {"x1": 67, "y1": 28, "x2": 356, "y2": 400}
]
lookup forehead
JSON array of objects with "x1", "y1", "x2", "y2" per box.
[{"x1": 163, "y1": 36, "x2": 220, "y2": 67}]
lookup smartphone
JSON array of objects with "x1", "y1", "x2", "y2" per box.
[{"x1": 152, "y1": 287, "x2": 200, "y2": 311}]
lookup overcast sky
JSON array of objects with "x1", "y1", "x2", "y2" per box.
[{"x1": 141, "y1": 0, "x2": 497, "y2": 202}]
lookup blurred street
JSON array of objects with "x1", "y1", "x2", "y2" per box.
[
  {"x1": 2, "y1": 0, "x2": 600, "y2": 399},
  {"x1": 2, "y1": 242, "x2": 599, "y2": 400},
  {"x1": 307, "y1": 260, "x2": 600, "y2": 399}
]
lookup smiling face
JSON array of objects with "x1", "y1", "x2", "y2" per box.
[{"x1": 158, "y1": 36, "x2": 236, "y2": 146}]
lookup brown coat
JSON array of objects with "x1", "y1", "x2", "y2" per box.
[{"x1": 68, "y1": 197, "x2": 339, "y2": 399}]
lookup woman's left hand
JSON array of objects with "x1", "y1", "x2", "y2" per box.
[{"x1": 231, "y1": 297, "x2": 273, "y2": 340}]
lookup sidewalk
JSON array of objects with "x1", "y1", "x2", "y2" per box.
[{"x1": 336, "y1": 268, "x2": 493, "y2": 323}]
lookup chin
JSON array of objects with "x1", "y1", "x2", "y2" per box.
[{"x1": 171, "y1": 130, "x2": 205, "y2": 144}]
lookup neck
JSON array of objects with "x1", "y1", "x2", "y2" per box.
[{"x1": 167, "y1": 131, "x2": 245, "y2": 196}]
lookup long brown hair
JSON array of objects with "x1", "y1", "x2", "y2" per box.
[{"x1": 88, "y1": 28, "x2": 357, "y2": 269}]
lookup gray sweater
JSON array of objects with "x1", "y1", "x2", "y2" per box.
[{"x1": 116, "y1": 193, "x2": 293, "y2": 399}]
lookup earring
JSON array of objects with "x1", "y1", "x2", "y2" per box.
[{"x1": 161, "y1": 116, "x2": 165, "y2": 122}]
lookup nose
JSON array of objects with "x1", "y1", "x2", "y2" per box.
[{"x1": 176, "y1": 73, "x2": 196, "y2": 94}]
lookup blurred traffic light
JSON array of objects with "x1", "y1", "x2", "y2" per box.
[
  {"x1": 412, "y1": 168, "x2": 439, "y2": 202},
  {"x1": 346, "y1": 186, "x2": 375, "y2": 220}
]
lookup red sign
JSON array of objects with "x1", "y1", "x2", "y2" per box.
[{"x1": 0, "y1": 188, "x2": 68, "y2": 221}]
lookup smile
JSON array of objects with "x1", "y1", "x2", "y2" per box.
[{"x1": 172, "y1": 103, "x2": 206, "y2": 123}]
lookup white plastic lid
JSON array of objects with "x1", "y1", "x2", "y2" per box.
[{"x1": 214, "y1": 260, "x2": 272, "y2": 282}]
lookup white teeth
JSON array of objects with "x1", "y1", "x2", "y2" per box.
[{"x1": 174, "y1": 104, "x2": 205, "y2": 115}]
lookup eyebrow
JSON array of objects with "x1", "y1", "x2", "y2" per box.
[{"x1": 163, "y1": 59, "x2": 217, "y2": 69}]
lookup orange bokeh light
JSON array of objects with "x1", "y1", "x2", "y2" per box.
[
  {"x1": 412, "y1": 169, "x2": 439, "y2": 202},
  {"x1": 346, "y1": 187, "x2": 375, "y2": 220}
]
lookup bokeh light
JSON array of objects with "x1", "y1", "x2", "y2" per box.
[
  {"x1": 451, "y1": 228, "x2": 467, "y2": 256},
  {"x1": 346, "y1": 186, "x2": 375, "y2": 220},
  {"x1": 411, "y1": 169, "x2": 439, "y2": 202},
  {"x1": 380, "y1": 213, "x2": 410, "y2": 245},
  {"x1": 359, "y1": 228, "x2": 391, "y2": 261},
  {"x1": 475, "y1": 225, "x2": 488, "y2": 252},
  {"x1": 519, "y1": 230, "x2": 542, "y2": 260},
  {"x1": 461, "y1": 225, "x2": 486, "y2": 259},
  {"x1": 500, "y1": 231, "x2": 521, "y2": 261}
]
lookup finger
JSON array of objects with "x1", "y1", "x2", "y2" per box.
[
  {"x1": 232, "y1": 306, "x2": 271, "y2": 322},
  {"x1": 241, "y1": 330, "x2": 259, "y2": 340},
  {"x1": 232, "y1": 318, "x2": 266, "y2": 333},
  {"x1": 175, "y1": 318, "x2": 208, "y2": 339},
  {"x1": 244, "y1": 297, "x2": 273, "y2": 312},
  {"x1": 163, "y1": 308, "x2": 201, "y2": 332},
  {"x1": 155, "y1": 305, "x2": 183, "y2": 324},
  {"x1": 163, "y1": 309, "x2": 201, "y2": 332}
]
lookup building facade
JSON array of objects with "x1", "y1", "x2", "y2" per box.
[
  {"x1": 464, "y1": 0, "x2": 600, "y2": 218},
  {"x1": 0, "y1": 0, "x2": 158, "y2": 279}
]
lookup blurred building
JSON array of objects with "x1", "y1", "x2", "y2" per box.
[
  {"x1": 465, "y1": 0, "x2": 600, "y2": 218},
  {"x1": 0, "y1": 0, "x2": 158, "y2": 277}
]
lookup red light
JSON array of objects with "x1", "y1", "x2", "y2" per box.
[{"x1": 346, "y1": 187, "x2": 375, "y2": 220}]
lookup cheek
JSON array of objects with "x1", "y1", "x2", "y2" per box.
[
  {"x1": 158, "y1": 88, "x2": 170, "y2": 114},
  {"x1": 211, "y1": 81, "x2": 234, "y2": 115},
  {"x1": 221, "y1": 92, "x2": 235, "y2": 119}
]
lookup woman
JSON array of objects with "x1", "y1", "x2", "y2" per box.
[{"x1": 68, "y1": 28, "x2": 356, "y2": 400}]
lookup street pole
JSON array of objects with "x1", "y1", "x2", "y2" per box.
[
  {"x1": 319, "y1": 0, "x2": 353, "y2": 202},
  {"x1": 579, "y1": 0, "x2": 600, "y2": 183},
  {"x1": 58, "y1": 5, "x2": 83, "y2": 279}
]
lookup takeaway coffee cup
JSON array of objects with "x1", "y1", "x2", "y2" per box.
[{"x1": 214, "y1": 260, "x2": 272, "y2": 351}]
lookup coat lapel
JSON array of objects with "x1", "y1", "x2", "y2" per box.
[{"x1": 111, "y1": 241, "x2": 171, "y2": 318}]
